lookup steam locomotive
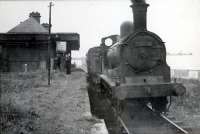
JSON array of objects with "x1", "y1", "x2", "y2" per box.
[{"x1": 86, "y1": 0, "x2": 185, "y2": 113}]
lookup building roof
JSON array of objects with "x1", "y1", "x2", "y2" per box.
[
  {"x1": 1, "y1": 12, "x2": 80, "y2": 51},
  {"x1": 7, "y1": 17, "x2": 48, "y2": 33}
]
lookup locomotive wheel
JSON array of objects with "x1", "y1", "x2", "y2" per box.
[{"x1": 150, "y1": 97, "x2": 168, "y2": 113}]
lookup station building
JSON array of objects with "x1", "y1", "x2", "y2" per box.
[{"x1": 0, "y1": 12, "x2": 79, "y2": 73}]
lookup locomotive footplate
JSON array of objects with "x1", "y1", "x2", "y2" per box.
[{"x1": 100, "y1": 75, "x2": 186, "y2": 100}]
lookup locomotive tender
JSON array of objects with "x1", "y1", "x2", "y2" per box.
[{"x1": 87, "y1": 0, "x2": 185, "y2": 112}]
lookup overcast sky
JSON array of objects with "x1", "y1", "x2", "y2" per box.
[{"x1": 0, "y1": 0, "x2": 200, "y2": 69}]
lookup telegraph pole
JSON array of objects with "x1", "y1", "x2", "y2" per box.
[{"x1": 48, "y1": 2, "x2": 54, "y2": 85}]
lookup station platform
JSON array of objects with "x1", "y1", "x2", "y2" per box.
[
  {"x1": 0, "y1": 70, "x2": 108, "y2": 134},
  {"x1": 52, "y1": 70, "x2": 108, "y2": 134}
]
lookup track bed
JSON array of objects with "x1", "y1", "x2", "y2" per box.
[{"x1": 88, "y1": 84, "x2": 189, "y2": 134}]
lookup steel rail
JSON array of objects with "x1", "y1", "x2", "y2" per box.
[
  {"x1": 160, "y1": 114, "x2": 188, "y2": 134},
  {"x1": 146, "y1": 105, "x2": 188, "y2": 134}
]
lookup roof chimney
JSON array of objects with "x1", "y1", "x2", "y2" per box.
[
  {"x1": 42, "y1": 23, "x2": 49, "y2": 31},
  {"x1": 130, "y1": 0, "x2": 149, "y2": 32},
  {"x1": 29, "y1": 12, "x2": 41, "y2": 24}
]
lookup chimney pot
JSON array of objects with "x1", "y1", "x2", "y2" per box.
[
  {"x1": 29, "y1": 12, "x2": 41, "y2": 24},
  {"x1": 42, "y1": 23, "x2": 50, "y2": 31}
]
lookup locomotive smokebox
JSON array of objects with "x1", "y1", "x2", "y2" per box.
[{"x1": 131, "y1": 0, "x2": 149, "y2": 31}]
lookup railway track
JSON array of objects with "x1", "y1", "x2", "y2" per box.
[
  {"x1": 160, "y1": 111, "x2": 189, "y2": 134},
  {"x1": 115, "y1": 100, "x2": 189, "y2": 134},
  {"x1": 88, "y1": 84, "x2": 189, "y2": 134}
]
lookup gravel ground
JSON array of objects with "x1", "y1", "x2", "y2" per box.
[
  {"x1": 169, "y1": 79, "x2": 200, "y2": 133},
  {"x1": 0, "y1": 70, "x2": 101, "y2": 134}
]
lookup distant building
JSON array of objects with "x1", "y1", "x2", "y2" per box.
[
  {"x1": 171, "y1": 69, "x2": 200, "y2": 80},
  {"x1": 0, "y1": 12, "x2": 79, "y2": 72}
]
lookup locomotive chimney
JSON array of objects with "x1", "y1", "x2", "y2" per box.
[{"x1": 130, "y1": 0, "x2": 149, "y2": 31}]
